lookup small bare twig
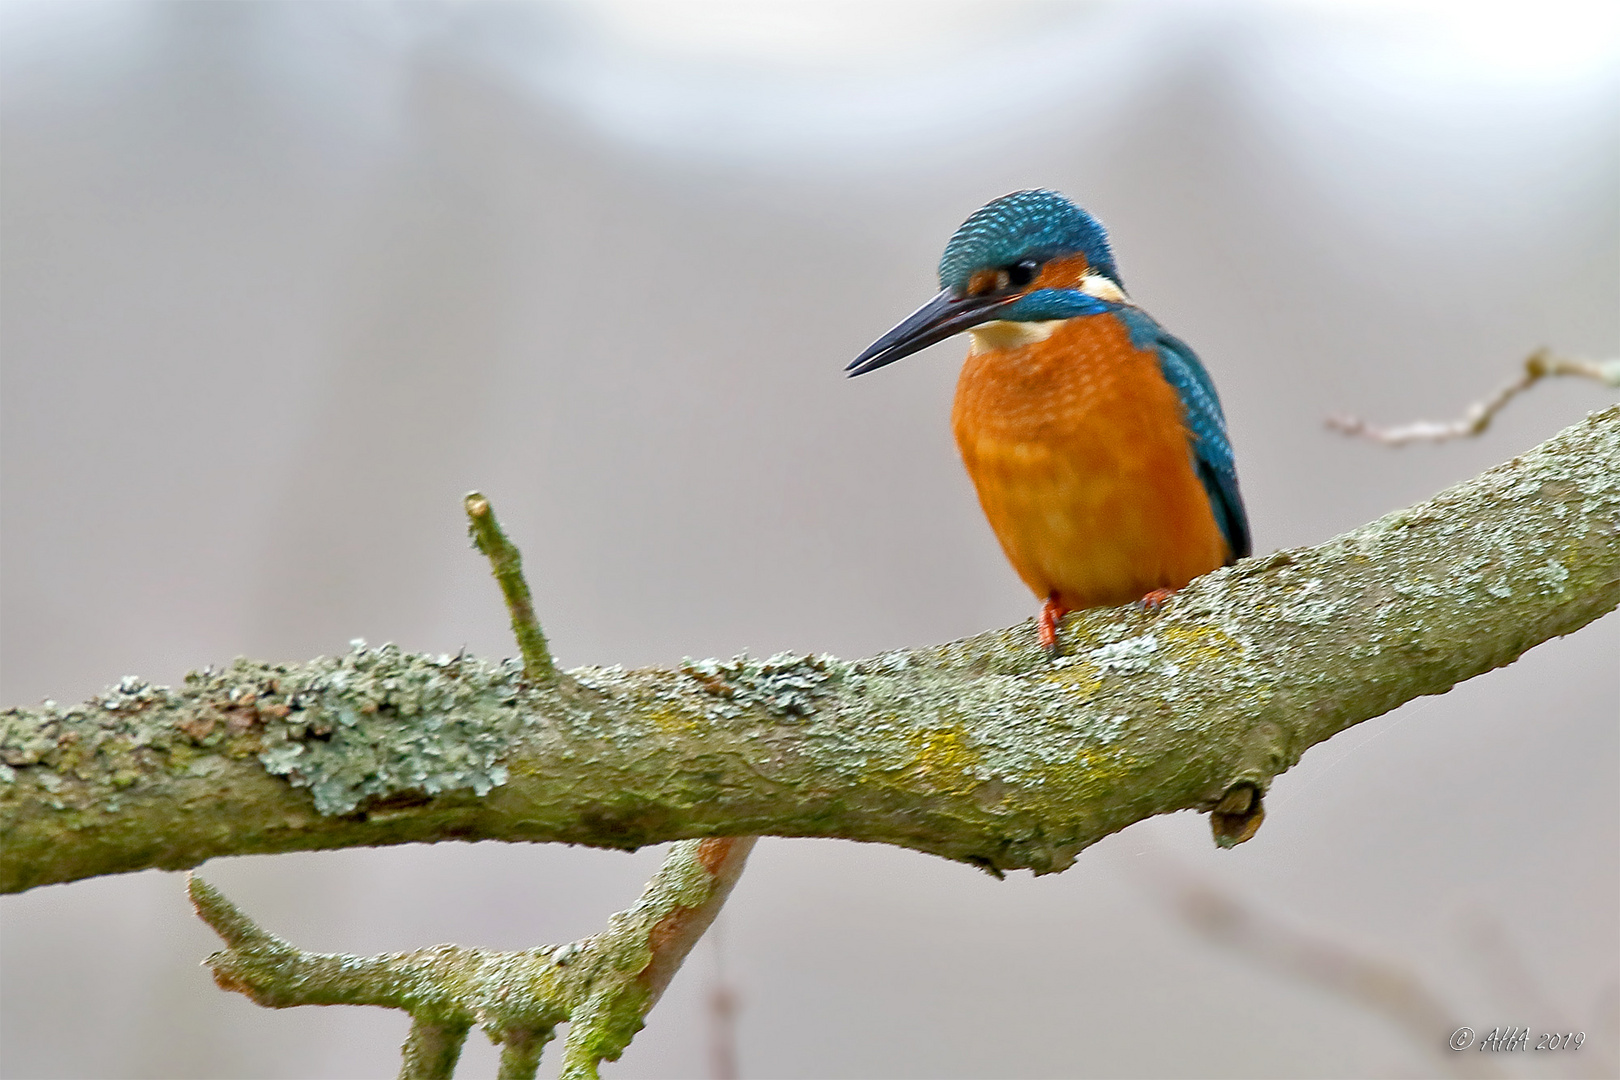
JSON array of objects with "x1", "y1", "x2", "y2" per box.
[
  {"x1": 1167, "y1": 879, "x2": 1496, "y2": 1078},
  {"x1": 464, "y1": 491, "x2": 556, "y2": 685},
  {"x1": 707, "y1": 915, "x2": 740, "y2": 1080},
  {"x1": 1153, "y1": 870, "x2": 1619, "y2": 1079},
  {"x1": 1458, "y1": 911, "x2": 1617, "y2": 1080},
  {"x1": 1329, "y1": 350, "x2": 1620, "y2": 445}
]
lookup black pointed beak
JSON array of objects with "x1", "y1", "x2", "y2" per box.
[{"x1": 846, "y1": 289, "x2": 1017, "y2": 377}]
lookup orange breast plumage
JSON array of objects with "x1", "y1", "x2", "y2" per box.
[{"x1": 951, "y1": 312, "x2": 1229, "y2": 612}]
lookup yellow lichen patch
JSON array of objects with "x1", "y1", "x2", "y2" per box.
[
  {"x1": 1159, "y1": 625, "x2": 1242, "y2": 667},
  {"x1": 163, "y1": 743, "x2": 199, "y2": 773},
  {"x1": 907, "y1": 727, "x2": 981, "y2": 795},
  {"x1": 503, "y1": 755, "x2": 544, "y2": 780},
  {"x1": 648, "y1": 704, "x2": 703, "y2": 736},
  {"x1": 1047, "y1": 745, "x2": 1133, "y2": 799},
  {"x1": 1043, "y1": 660, "x2": 1103, "y2": 699}
]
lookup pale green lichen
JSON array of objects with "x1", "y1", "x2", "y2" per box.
[
  {"x1": 253, "y1": 641, "x2": 530, "y2": 816},
  {"x1": 0, "y1": 710, "x2": 59, "y2": 770},
  {"x1": 567, "y1": 664, "x2": 626, "y2": 695},
  {"x1": 1533, "y1": 557, "x2": 1571, "y2": 592},
  {"x1": 4, "y1": 408, "x2": 1616, "y2": 894},
  {"x1": 1276, "y1": 577, "x2": 1350, "y2": 625},
  {"x1": 677, "y1": 651, "x2": 853, "y2": 719},
  {"x1": 1085, "y1": 634, "x2": 1167, "y2": 675}
]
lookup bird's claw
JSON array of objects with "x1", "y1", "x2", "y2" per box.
[
  {"x1": 1038, "y1": 595, "x2": 1068, "y2": 659},
  {"x1": 1138, "y1": 587, "x2": 1176, "y2": 611}
]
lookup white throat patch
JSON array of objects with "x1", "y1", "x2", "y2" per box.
[
  {"x1": 966, "y1": 276, "x2": 1130, "y2": 352},
  {"x1": 967, "y1": 320, "x2": 1065, "y2": 351}
]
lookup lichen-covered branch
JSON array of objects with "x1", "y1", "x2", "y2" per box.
[
  {"x1": 4, "y1": 407, "x2": 1618, "y2": 894},
  {"x1": 191, "y1": 835, "x2": 755, "y2": 1080},
  {"x1": 192, "y1": 489, "x2": 755, "y2": 1079}
]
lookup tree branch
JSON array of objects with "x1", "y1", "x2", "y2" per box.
[
  {"x1": 1328, "y1": 349, "x2": 1619, "y2": 444},
  {"x1": 187, "y1": 506, "x2": 756, "y2": 1079},
  {"x1": 190, "y1": 836, "x2": 755, "y2": 1080},
  {"x1": 4, "y1": 407, "x2": 1618, "y2": 894}
]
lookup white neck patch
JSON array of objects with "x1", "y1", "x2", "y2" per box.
[
  {"x1": 967, "y1": 320, "x2": 1065, "y2": 351},
  {"x1": 1078, "y1": 274, "x2": 1129, "y2": 303},
  {"x1": 966, "y1": 276, "x2": 1130, "y2": 352}
]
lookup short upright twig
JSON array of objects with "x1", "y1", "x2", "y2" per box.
[
  {"x1": 1328, "y1": 349, "x2": 1620, "y2": 445},
  {"x1": 464, "y1": 491, "x2": 557, "y2": 685}
]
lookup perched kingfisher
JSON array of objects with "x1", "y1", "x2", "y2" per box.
[{"x1": 848, "y1": 189, "x2": 1250, "y2": 655}]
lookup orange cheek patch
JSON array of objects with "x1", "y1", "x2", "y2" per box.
[
  {"x1": 1033, "y1": 253, "x2": 1091, "y2": 291},
  {"x1": 968, "y1": 269, "x2": 1000, "y2": 296}
]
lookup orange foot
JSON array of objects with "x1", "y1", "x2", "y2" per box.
[
  {"x1": 1138, "y1": 587, "x2": 1177, "y2": 611},
  {"x1": 1038, "y1": 594, "x2": 1069, "y2": 658}
]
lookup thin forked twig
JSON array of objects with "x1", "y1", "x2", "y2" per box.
[
  {"x1": 190, "y1": 836, "x2": 758, "y2": 1080},
  {"x1": 464, "y1": 491, "x2": 557, "y2": 685},
  {"x1": 1328, "y1": 349, "x2": 1620, "y2": 445}
]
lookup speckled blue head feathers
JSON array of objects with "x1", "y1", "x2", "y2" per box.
[
  {"x1": 846, "y1": 189, "x2": 1124, "y2": 377},
  {"x1": 938, "y1": 189, "x2": 1118, "y2": 293}
]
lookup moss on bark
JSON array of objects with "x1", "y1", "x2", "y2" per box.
[{"x1": 4, "y1": 408, "x2": 1617, "y2": 894}]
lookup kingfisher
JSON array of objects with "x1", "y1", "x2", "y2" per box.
[{"x1": 848, "y1": 189, "x2": 1250, "y2": 656}]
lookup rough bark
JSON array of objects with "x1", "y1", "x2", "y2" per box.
[
  {"x1": 189, "y1": 835, "x2": 756, "y2": 1080},
  {"x1": 4, "y1": 407, "x2": 1617, "y2": 895}
]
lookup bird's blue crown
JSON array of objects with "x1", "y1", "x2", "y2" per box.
[{"x1": 937, "y1": 189, "x2": 1118, "y2": 293}]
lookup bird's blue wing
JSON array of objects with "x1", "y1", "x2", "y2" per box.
[{"x1": 1117, "y1": 309, "x2": 1251, "y2": 561}]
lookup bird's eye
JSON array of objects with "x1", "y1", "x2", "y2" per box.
[{"x1": 1006, "y1": 259, "x2": 1039, "y2": 288}]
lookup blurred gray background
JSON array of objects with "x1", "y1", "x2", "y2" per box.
[{"x1": 2, "y1": 2, "x2": 1616, "y2": 1077}]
